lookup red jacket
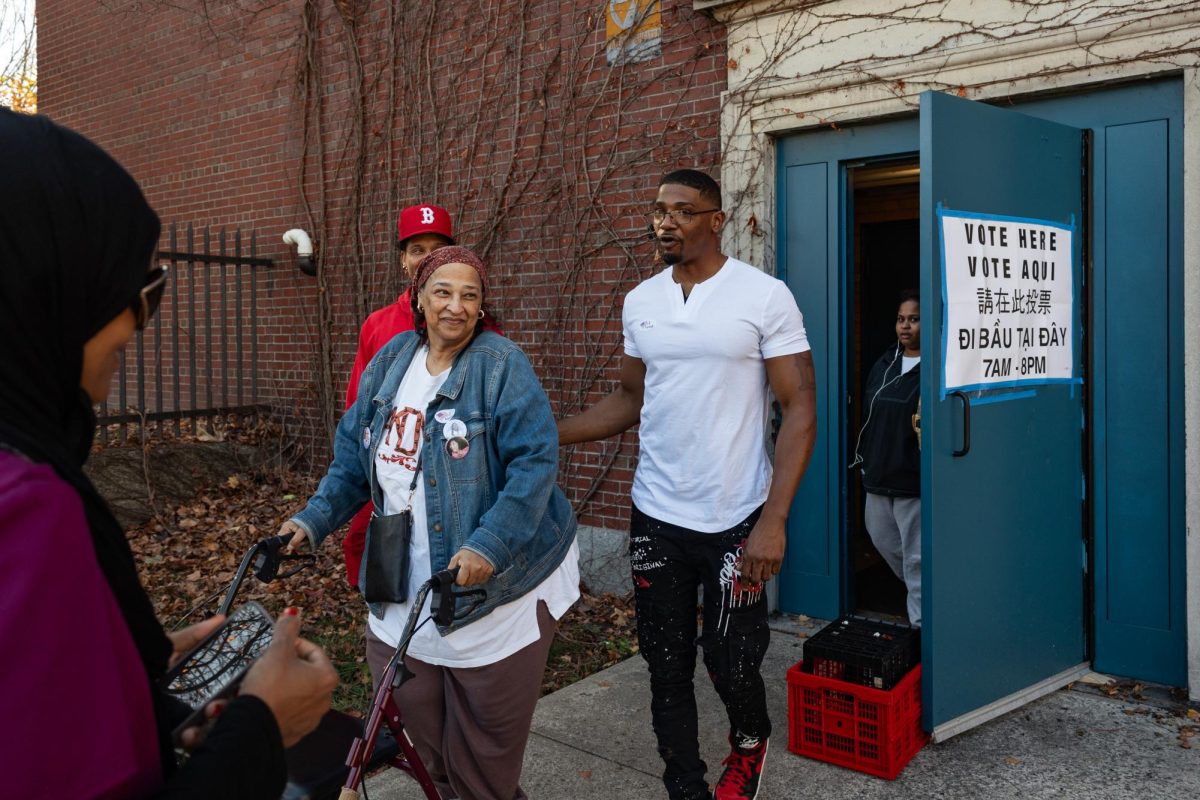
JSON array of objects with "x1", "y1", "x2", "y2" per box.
[{"x1": 341, "y1": 289, "x2": 500, "y2": 586}]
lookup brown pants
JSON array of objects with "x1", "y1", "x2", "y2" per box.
[{"x1": 365, "y1": 601, "x2": 556, "y2": 800}]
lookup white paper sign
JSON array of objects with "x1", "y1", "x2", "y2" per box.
[{"x1": 939, "y1": 208, "x2": 1077, "y2": 397}]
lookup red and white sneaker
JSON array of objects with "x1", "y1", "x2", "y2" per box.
[{"x1": 713, "y1": 734, "x2": 769, "y2": 800}]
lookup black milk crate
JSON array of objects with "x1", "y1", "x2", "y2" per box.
[{"x1": 802, "y1": 615, "x2": 920, "y2": 690}]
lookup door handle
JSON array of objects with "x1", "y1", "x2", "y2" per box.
[{"x1": 950, "y1": 391, "x2": 970, "y2": 457}]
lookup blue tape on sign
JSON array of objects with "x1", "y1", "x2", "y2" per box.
[
  {"x1": 944, "y1": 376, "x2": 1080, "y2": 396},
  {"x1": 938, "y1": 203, "x2": 950, "y2": 400},
  {"x1": 968, "y1": 389, "x2": 1037, "y2": 406},
  {"x1": 939, "y1": 206, "x2": 1076, "y2": 232}
]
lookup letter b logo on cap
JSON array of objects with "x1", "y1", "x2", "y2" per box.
[{"x1": 398, "y1": 203, "x2": 454, "y2": 244}]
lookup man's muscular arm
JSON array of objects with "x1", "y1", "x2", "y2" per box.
[
  {"x1": 740, "y1": 350, "x2": 818, "y2": 583},
  {"x1": 557, "y1": 355, "x2": 646, "y2": 445}
]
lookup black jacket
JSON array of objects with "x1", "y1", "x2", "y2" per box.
[{"x1": 859, "y1": 345, "x2": 921, "y2": 497}]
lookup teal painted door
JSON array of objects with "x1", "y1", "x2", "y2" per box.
[
  {"x1": 776, "y1": 160, "x2": 839, "y2": 619},
  {"x1": 776, "y1": 80, "x2": 1184, "y2": 689},
  {"x1": 1091, "y1": 114, "x2": 1185, "y2": 685},
  {"x1": 777, "y1": 119, "x2": 918, "y2": 620},
  {"x1": 1009, "y1": 80, "x2": 1185, "y2": 686},
  {"x1": 920, "y1": 92, "x2": 1087, "y2": 735}
]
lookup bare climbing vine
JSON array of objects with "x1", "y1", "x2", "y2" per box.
[
  {"x1": 89, "y1": 0, "x2": 1200, "y2": 532},
  {"x1": 285, "y1": 1, "x2": 729, "y2": 526}
]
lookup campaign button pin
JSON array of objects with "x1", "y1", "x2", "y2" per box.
[
  {"x1": 443, "y1": 419, "x2": 467, "y2": 440},
  {"x1": 447, "y1": 436, "x2": 469, "y2": 460}
]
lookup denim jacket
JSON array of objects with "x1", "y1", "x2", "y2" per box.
[{"x1": 290, "y1": 330, "x2": 577, "y2": 632}]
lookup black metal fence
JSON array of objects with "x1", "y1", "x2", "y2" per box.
[{"x1": 98, "y1": 224, "x2": 273, "y2": 444}]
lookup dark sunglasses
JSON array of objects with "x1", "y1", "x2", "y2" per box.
[{"x1": 133, "y1": 265, "x2": 169, "y2": 330}]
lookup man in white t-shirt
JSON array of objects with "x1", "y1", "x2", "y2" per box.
[{"x1": 558, "y1": 170, "x2": 817, "y2": 800}]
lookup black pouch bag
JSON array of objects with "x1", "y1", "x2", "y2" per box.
[
  {"x1": 363, "y1": 509, "x2": 413, "y2": 604},
  {"x1": 361, "y1": 451, "x2": 420, "y2": 604}
]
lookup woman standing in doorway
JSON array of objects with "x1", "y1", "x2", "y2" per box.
[{"x1": 857, "y1": 289, "x2": 922, "y2": 626}]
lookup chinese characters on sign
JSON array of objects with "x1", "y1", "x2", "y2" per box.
[
  {"x1": 939, "y1": 208, "x2": 1077, "y2": 396},
  {"x1": 606, "y1": 1, "x2": 661, "y2": 66}
]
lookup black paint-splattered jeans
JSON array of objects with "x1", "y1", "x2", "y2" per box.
[{"x1": 629, "y1": 504, "x2": 772, "y2": 800}]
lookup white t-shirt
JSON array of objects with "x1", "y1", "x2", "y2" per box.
[
  {"x1": 902, "y1": 355, "x2": 920, "y2": 375},
  {"x1": 367, "y1": 347, "x2": 580, "y2": 668},
  {"x1": 622, "y1": 258, "x2": 810, "y2": 532}
]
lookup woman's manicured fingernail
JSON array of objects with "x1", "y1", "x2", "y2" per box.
[{"x1": 285, "y1": 606, "x2": 299, "y2": 616}]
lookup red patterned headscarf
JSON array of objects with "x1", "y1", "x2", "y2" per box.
[{"x1": 411, "y1": 245, "x2": 489, "y2": 298}]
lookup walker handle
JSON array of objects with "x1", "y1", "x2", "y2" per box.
[{"x1": 429, "y1": 567, "x2": 461, "y2": 627}]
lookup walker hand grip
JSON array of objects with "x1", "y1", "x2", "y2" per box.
[
  {"x1": 430, "y1": 566, "x2": 460, "y2": 590},
  {"x1": 252, "y1": 534, "x2": 315, "y2": 582},
  {"x1": 429, "y1": 567, "x2": 461, "y2": 627}
]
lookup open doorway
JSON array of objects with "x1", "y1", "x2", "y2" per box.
[{"x1": 846, "y1": 157, "x2": 919, "y2": 621}]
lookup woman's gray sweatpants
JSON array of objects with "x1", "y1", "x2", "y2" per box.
[{"x1": 864, "y1": 493, "x2": 922, "y2": 627}]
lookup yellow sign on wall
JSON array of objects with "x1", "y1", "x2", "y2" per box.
[{"x1": 606, "y1": 1, "x2": 662, "y2": 66}]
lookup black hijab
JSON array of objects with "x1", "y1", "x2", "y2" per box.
[{"x1": 0, "y1": 111, "x2": 171, "y2": 693}]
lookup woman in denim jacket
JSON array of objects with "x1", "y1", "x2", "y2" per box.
[{"x1": 280, "y1": 246, "x2": 579, "y2": 800}]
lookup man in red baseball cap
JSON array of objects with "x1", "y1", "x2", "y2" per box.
[{"x1": 340, "y1": 204, "x2": 454, "y2": 587}]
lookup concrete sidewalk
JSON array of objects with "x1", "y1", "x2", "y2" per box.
[{"x1": 368, "y1": 617, "x2": 1199, "y2": 799}]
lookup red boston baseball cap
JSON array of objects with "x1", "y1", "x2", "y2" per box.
[{"x1": 397, "y1": 204, "x2": 454, "y2": 245}]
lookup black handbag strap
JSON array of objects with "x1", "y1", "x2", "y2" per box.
[
  {"x1": 407, "y1": 449, "x2": 423, "y2": 496},
  {"x1": 371, "y1": 442, "x2": 424, "y2": 515}
]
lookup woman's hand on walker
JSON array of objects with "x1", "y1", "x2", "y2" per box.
[
  {"x1": 167, "y1": 615, "x2": 225, "y2": 669},
  {"x1": 448, "y1": 548, "x2": 494, "y2": 586},
  {"x1": 279, "y1": 520, "x2": 310, "y2": 553}
]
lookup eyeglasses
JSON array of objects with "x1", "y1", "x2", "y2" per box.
[
  {"x1": 649, "y1": 208, "x2": 721, "y2": 226},
  {"x1": 132, "y1": 265, "x2": 169, "y2": 330}
]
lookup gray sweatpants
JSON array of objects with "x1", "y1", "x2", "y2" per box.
[
  {"x1": 864, "y1": 493, "x2": 922, "y2": 627},
  {"x1": 365, "y1": 601, "x2": 556, "y2": 800}
]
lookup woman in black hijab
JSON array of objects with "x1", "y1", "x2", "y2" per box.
[{"x1": 0, "y1": 109, "x2": 337, "y2": 798}]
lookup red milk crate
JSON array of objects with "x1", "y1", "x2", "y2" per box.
[{"x1": 787, "y1": 661, "x2": 927, "y2": 779}]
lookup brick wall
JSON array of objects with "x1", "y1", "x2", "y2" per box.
[{"x1": 39, "y1": 0, "x2": 727, "y2": 531}]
